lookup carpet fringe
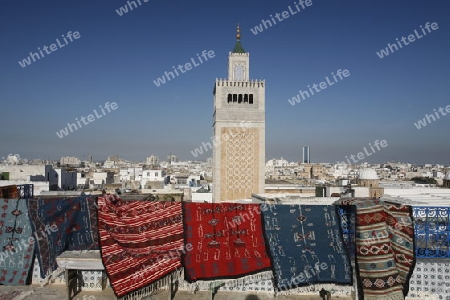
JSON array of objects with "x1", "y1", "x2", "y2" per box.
[
  {"x1": 118, "y1": 268, "x2": 183, "y2": 300},
  {"x1": 275, "y1": 282, "x2": 354, "y2": 296},
  {"x1": 35, "y1": 267, "x2": 64, "y2": 287},
  {"x1": 12, "y1": 290, "x2": 34, "y2": 300},
  {"x1": 178, "y1": 270, "x2": 274, "y2": 292}
]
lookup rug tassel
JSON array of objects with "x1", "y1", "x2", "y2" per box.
[
  {"x1": 118, "y1": 269, "x2": 183, "y2": 300},
  {"x1": 177, "y1": 270, "x2": 274, "y2": 291},
  {"x1": 275, "y1": 282, "x2": 354, "y2": 296}
]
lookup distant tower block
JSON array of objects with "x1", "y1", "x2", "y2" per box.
[
  {"x1": 303, "y1": 146, "x2": 310, "y2": 164},
  {"x1": 444, "y1": 171, "x2": 450, "y2": 188},
  {"x1": 212, "y1": 25, "x2": 266, "y2": 202}
]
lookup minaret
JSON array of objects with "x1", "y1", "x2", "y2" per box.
[{"x1": 212, "y1": 25, "x2": 266, "y2": 202}]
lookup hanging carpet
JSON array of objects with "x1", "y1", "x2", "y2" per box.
[
  {"x1": 27, "y1": 195, "x2": 99, "y2": 278},
  {"x1": 334, "y1": 198, "x2": 415, "y2": 300},
  {"x1": 260, "y1": 204, "x2": 353, "y2": 291},
  {"x1": 182, "y1": 202, "x2": 272, "y2": 282},
  {"x1": 97, "y1": 194, "x2": 184, "y2": 298},
  {"x1": 0, "y1": 198, "x2": 35, "y2": 285}
]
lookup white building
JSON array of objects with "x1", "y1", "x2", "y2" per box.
[
  {"x1": 146, "y1": 155, "x2": 159, "y2": 166},
  {"x1": 420, "y1": 171, "x2": 433, "y2": 178},
  {"x1": 77, "y1": 172, "x2": 88, "y2": 189},
  {"x1": 89, "y1": 171, "x2": 114, "y2": 189},
  {"x1": 119, "y1": 167, "x2": 143, "y2": 182},
  {"x1": 141, "y1": 169, "x2": 166, "y2": 189},
  {"x1": 0, "y1": 164, "x2": 58, "y2": 190},
  {"x1": 142, "y1": 169, "x2": 165, "y2": 182},
  {"x1": 54, "y1": 169, "x2": 77, "y2": 190},
  {"x1": 60, "y1": 156, "x2": 81, "y2": 166},
  {"x1": 332, "y1": 163, "x2": 351, "y2": 178},
  {"x1": 167, "y1": 154, "x2": 178, "y2": 164},
  {"x1": 192, "y1": 187, "x2": 213, "y2": 202}
]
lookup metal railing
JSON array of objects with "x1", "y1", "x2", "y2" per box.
[
  {"x1": 17, "y1": 184, "x2": 34, "y2": 198},
  {"x1": 337, "y1": 206, "x2": 356, "y2": 259},
  {"x1": 413, "y1": 206, "x2": 450, "y2": 258}
]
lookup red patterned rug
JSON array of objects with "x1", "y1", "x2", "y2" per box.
[
  {"x1": 182, "y1": 202, "x2": 272, "y2": 282},
  {"x1": 335, "y1": 198, "x2": 415, "y2": 300},
  {"x1": 97, "y1": 194, "x2": 184, "y2": 298}
]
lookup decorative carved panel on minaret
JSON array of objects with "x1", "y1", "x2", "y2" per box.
[{"x1": 219, "y1": 127, "x2": 260, "y2": 200}]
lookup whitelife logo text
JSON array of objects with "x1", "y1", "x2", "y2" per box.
[
  {"x1": 153, "y1": 50, "x2": 215, "y2": 87},
  {"x1": 250, "y1": 0, "x2": 313, "y2": 35},
  {"x1": 376, "y1": 22, "x2": 439, "y2": 59},
  {"x1": 288, "y1": 69, "x2": 350, "y2": 106},
  {"x1": 18, "y1": 31, "x2": 81, "y2": 68},
  {"x1": 56, "y1": 102, "x2": 118, "y2": 139}
]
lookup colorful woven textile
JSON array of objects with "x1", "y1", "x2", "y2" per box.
[
  {"x1": 0, "y1": 198, "x2": 35, "y2": 285},
  {"x1": 260, "y1": 204, "x2": 353, "y2": 291},
  {"x1": 334, "y1": 198, "x2": 415, "y2": 300},
  {"x1": 27, "y1": 195, "x2": 99, "y2": 278},
  {"x1": 182, "y1": 202, "x2": 271, "y2": 282},
  {"x1": 97, "y1": 194, "x2": 184, "y2": 298}
]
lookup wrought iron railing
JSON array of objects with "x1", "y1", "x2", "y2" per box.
[
  {"x1": 337, "y1": 206, "x2": 356, "y2": 258},
  {"x1": 413, "y1": 206, "x2": 450, "y2": 259},
  {"x1": 17, "y1": 184, "x2": 34, "y2": 198}
]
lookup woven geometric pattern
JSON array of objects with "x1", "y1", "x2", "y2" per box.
[
  {"x1": 334, "y1": 198, "x2": 415, "y2": 300},
  {"x1": 0, "y1": 198, "x2": 35, "y2": 285},
  {"x1": 27, "y1": 196, "x2": 99, "y2": 279},
  {"x1": 261, "y1": 204, "x2": 352, "y2": 291},
  {"x1": 182, "y1": 202, "x2": 271, "y2": 282},
  {"x1": 97, "y1": 194, "x2": 184, "y2": 298}
]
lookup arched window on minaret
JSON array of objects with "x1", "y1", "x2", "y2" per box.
[
  {"x1": 227, "y1": 94, "x2": 232, "y2": 103},
  {"x1": 238, "y1": 94, "x2": 243, "y2": 103},
  {"x1": 233, "y1": 94, "x2": 237, "y2": 103},
  {"x1": 244, "y1": 94, "x2": 248, "y2": 103},
  {"x1": 249, "y1": 94, "x2": 254, "y2": 104}
]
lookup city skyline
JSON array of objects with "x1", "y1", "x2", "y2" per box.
[{"x1": 1, "y1": 1, "x2": 450, "y2": 165}]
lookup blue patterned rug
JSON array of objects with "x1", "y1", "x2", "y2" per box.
[
  {"x1": 260, "y1": 204, "x2": 353, "y2": 291},
  {"x1": 0, "y1": 198, "x2": 35, "y2": 285},
  {"x1": 27, "y1": 195, "x2": 99, "y2": 278}
]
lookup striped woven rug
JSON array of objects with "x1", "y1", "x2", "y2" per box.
[
  {"x1": 335, "y1": 198, "x2": 415, "y2": 300},
  {"x1": 97, "y1": 194, "x2": 184, "y2": 298}
]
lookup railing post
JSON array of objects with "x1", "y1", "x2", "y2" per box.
[{"x1": 319, "y1": 288, "x2": 331, "y2": 300}]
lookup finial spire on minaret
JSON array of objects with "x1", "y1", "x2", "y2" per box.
[
  {"x1": 236, "y1": 23, "x2": 241, "y2": 40},
  {"x1": 232, "y1": 23, "x2": 246, "y2": 53}
]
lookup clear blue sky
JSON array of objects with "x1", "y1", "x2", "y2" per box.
[{"x1": 1, "y1": 0, "x2": 449, "y2": 165}]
